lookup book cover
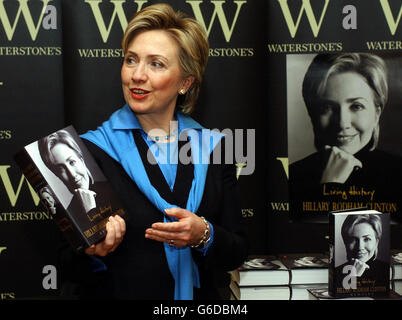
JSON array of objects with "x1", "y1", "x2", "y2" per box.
[
  {"x1": 329, "y1": 209, "x2": 390, "y2": 297},
  {"x1": 14, "y1": 126, "x2": 125, "y2": 253},
  {"x1": 280, "y1": 253, "x2": 329, "y2": 285},
  {"x1": 229, "y1": 255, "x2": 290, "y2": 287}
]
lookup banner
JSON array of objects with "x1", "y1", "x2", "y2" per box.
[
  {"x1": 0, "y1": 0, "x2": 64, "y2": 298},
  {"x1": 265, "y1": 0, "x2": 402, "y2": 253},
  {"x1": 1, "y1": 0, "x2": 267, "y2": 298}
]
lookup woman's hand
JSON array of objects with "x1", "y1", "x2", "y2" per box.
[
  {"x1": 85, "y1": 215, "x2": 126, "y2": 256},
  {"x1": 320, "y1": 146, "x2": 363, "y2": 183},
  {"x1": 351, "y1": 258, "x2": 370, "y2": 277},
  {"x1": 74, "y1": 188, "x2": 97, "y2": 213},
  {"x1": 145, "y1": 208, "x2": 207, "y2": 248}
]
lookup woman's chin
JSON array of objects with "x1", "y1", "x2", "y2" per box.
[{"x1": 337, "y1": 145, "x2": 360, "y2": 155}]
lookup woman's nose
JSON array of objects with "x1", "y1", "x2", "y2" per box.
[
  {"x1": 65, "y1": 165, "x2": 76, "y2": 180},
  {"x1": 337, "y1": 105, "x2": 352, "y2": 129},
  {"x1": 358, "y1": 238, "x2": 365, "y2": 250},
  {"x1": 132, "y1": 63, "x2": 147, "y2": 82}
]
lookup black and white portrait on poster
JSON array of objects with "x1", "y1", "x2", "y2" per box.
[{"x1": 287, "y1": 52, "x2": 402, "y2": 222}]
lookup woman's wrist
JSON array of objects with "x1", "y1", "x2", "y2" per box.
[{"x1": 190, "y1": 216, "x2": 211, "y2": 249}]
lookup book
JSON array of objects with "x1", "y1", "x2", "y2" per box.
[
  {"x1": 14, "y1": 125, "x2": 125, "y2": 253},
  {"x1": 391, "y1": 250, "x2": 402, "y2": 280},
  {"x1": 229, "y1": 255, "x2": 290, "y2": 287},
  {"x1": 280, "y1": 253, "x2": 328, "y2": 285},
  {"x1": 328, "y1": 209, "x2": 390, "y2": 298},
  {"x1": 229, "y1": 280, "x2": 290, "y2": 300},
  {"x1": 290, "y1": 284, "x2": 327, "y2": 300},
  {"x1": 392, "y1": 281, "x2": 402, "y2": 296},
  {"x1": 308, "y1": 286, "x2": 401, "y2": 300}
]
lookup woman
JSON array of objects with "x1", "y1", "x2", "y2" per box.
[
  {"x1": 39, "y1": 186, "x2": 57, "y2": 215},
  {"x1": 38, "y1": 129, "x2": 121, "y2": 225},
  {"x1": 334, "y1": 214, "x2": 388, "y2": 292},
  {"x1": 289, "y1": 53, "x2": 402, "y2": 219},
  {"x1": 60, "y1": 4, "x2": 247, "y2": 300}
]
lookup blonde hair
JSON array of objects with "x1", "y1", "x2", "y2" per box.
[
  {"x1": 122, "y1": 3, "x2": 209, "y2": 114},
  {"x1": 38, "y1": 130, "x2": 94, "y2": 190}
]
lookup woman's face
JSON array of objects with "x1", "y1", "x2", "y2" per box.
[
  {"x1": 50, "y1": 143, "x2": 90, "y2": 192},
  {"x1": 121, "y1": 29, "x2": 190, "y2": 117},
  {"x1": 41, "y1": 191, "x2": 55, "y2": 208},
  {"x1": 313, "y1": 71, "x2": 381, "y2": 154},
  {"x1": 345, "y1": 222, "x2": 379, "y2": 263}
]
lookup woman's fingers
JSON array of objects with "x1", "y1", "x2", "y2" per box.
[
  {"x1": 85, "y1": 215, "x2": 126, "y2": 256},
  {"x1": 145, "y1": 208, "x2": 207, "y2": 248},
  {"x1": 321, "y1": 146, "x2": 363, "y2": 183},
  {"x1": 85, "y1": 244, "x2": 96, "y2": 255},
  {"x1": 164, "y1": 207, "x2": 190, "y2": 219}
]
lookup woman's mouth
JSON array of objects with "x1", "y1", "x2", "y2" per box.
[
  {"x1": 130, "y1": 88, "x2": 150, "y2": 100},
  {"x1": 73, "y1": 176, "x2": 86, "y2": 189},
  {"x1": 336, "y1": 133, "x2": 358, "y2": 144},
  {"x1": 355, "y1": 250, "x2": 368, "y2": 260}
]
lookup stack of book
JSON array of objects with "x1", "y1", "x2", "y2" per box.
[
  {"x1": 230, "y1": 251, "x2": 402, "y2": 300},
  {"x1": 229, "y1": 254, "x2": 328, "y2": 300},
  {"x1": 391, "y1": 250, "x2": 402, "y2": 295}
]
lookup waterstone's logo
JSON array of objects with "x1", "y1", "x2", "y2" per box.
[
  {"x1": 84, "y1": 0, "x2": 246, "y2": 43},
  {"x1": 276, "y1": 0, "x2": 401, "y2": 38}
]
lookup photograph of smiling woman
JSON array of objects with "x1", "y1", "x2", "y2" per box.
[
  {"x1": 333, "y1": 213, "x2": 390, "y2": 293},
  {"x1": 287, "y1": 53, "x2": 402, "y2": 221},
  {"x1": 37, "y1": 129, "x2": 120, "y2": 224}
]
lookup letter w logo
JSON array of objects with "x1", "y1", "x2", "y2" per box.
[
  {"x1": 0, "y1": 0, "x2": 51, "y2": 41},
  {"x1": 277, "y1": 0, "x2": 330, "y2": 38},
  {"x1": 0, "y1": 165, "x2": 39, "y2": 207},
  {"x1": 85, "y1": 0, "x2": 146, "y2": 43},
  {"x1": 380, "y1": 0, "x2": 402, "y2": 35},
  {"x1": 187, "y1": 0, "x2": 246, "y2": 42}
]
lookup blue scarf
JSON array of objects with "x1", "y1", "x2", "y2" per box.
[{"x1": 81, "y1": 104, "x2": 224, "y2": 300}]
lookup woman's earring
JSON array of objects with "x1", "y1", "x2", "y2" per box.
[{"x1": 179, "y1": 89, "x2": 186, "y2": 95}]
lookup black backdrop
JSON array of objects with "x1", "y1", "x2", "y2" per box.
[{"x1": 0, "y1": 0, "x2": 401, "y2": 299}]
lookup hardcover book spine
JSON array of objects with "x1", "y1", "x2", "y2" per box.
[{"x1": 14, "y1": 149, "x2": 90, "y2": 253}]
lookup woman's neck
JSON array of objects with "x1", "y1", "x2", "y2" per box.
[{"x1": 136, "y1": 110, "x2": 177, "y2": 140}]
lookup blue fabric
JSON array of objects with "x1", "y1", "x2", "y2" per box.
[
  {"x1": 141, "y1": 131, "x2": 178, "y2": 191},
  {"x1": 81, "y1": 104, "x2": 223, "y2": 300},
  {"x1": 141, "y1": 131, "x2": 214, "y2": 254}
]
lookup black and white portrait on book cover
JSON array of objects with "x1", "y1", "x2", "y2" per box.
[
  {"x1": 332, "y1": 212, "x2": 390, "y2": 296},
  {"x1": 25, "y1": 126, "x2": 120, "y2": 229}
]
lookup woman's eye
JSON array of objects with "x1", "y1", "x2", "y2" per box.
[
  {"x1": 364, "y1": 236, "x2": 373, "y2": 242},
  {"x1": 350, "y1": 103, "x2": 364, "y2": 111},
  {"x1": 151, "y1": 61, "x2": 163, "y2": 68},
  {"x1": 125, "y1": 57, "x2": 135, "y2": 64}
]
